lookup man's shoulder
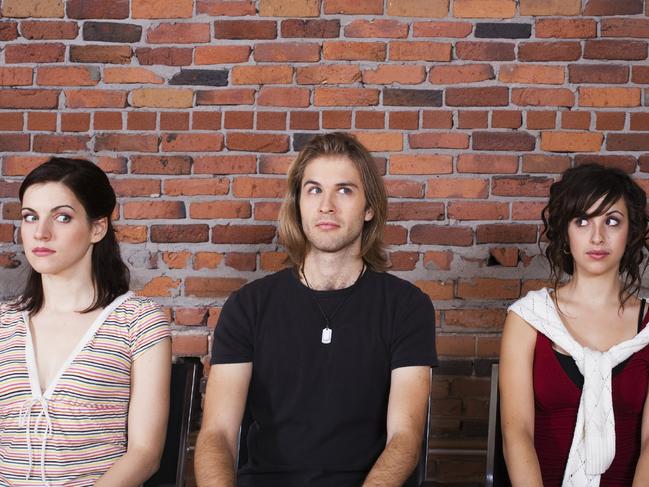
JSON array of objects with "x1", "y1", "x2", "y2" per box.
[
  {"x1": 232, "y1": 267, "x2": 295, "y2": 299},
  {"x1": 368, "y1": 270, "x2": 427, "y2": 296}
]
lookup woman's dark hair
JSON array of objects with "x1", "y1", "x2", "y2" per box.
[
  {"x1": 542, "y1": 163, "x2": 649, "y2": 306},
  {"x1": 17, "y1": 157, "x2": 129, "y2": 314}
]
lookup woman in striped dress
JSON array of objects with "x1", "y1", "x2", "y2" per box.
[{"x1": 0, "y1": 157, "x2": 171, "y2": 486}]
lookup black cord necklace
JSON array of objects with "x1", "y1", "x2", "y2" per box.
[{"x1": 301, "y1": 263, "x2": 366, "y2": 344}]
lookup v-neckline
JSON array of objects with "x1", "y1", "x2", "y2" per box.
[{"x1": 22, "y1": 292, "x2": 132, "y2": 399}]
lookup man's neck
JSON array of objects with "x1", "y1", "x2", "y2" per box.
[{"x1": 301, "y1": 250, "x2": 365, "y2": 291}]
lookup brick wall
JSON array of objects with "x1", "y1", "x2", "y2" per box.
[{"x1": 1, "y1": 0, "x2": 648, "y2": 483}]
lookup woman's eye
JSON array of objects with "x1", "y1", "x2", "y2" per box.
[
  {"x1": 575, "y1": 217, "x2": 588, "y2": 227},
  {"x1": 606, "y1": 217, "x2": 620, "y2": 226},
  {"x1": 22, "y1": 214, "x2": 37, "y2": 223},
  {"x1": 55, "y1": 214, "x2": 71, "y2": 223}
]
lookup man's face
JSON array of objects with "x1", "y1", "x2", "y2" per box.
[{"x1": 299, "y1": 156, "x2": 374, "y2": 257}]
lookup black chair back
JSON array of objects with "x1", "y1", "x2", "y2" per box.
[{"x1": 485, "y1": 364, "x2": 510, "y2": 487}]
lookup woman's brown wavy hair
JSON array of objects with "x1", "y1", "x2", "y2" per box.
[
  {"x1": 279, "y1": 132, "x2": 388, "y2": 271},
  {"x1": 542, "y1": 163, "x2": 649, "y2": 307}
]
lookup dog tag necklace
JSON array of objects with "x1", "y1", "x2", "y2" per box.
[{"x1": 301, "y1": 264, "x2": 365, "y2": 344}]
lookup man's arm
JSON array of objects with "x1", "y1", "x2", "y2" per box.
[
  {"x1": 195, "y1": 362, "x2": 253, "y2": 487},
  {"x1": 363, "y1": 365, "x2": 430, "y2": 487}
]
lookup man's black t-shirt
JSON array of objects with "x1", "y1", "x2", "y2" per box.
[{"x1": 211, "y1": 267, "x2": 437, "y2": 486}]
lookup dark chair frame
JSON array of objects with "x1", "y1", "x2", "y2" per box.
[
  {"x1": 485, "y1": 363, "x2": 510, "y2": 487},
  {"x1": 144, "y1": 357, "x2": 202, "y2": 487}
]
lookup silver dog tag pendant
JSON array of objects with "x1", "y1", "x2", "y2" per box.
[{"x1": 321, "y1": 327, "x2": 332, "y2": 344}]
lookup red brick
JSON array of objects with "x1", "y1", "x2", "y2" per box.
[
  {"x1": 111, "y1": 178, "x2": 160, "y2": 197},
  {"x1": 27, "y1": 111, "x2": 57, "y2": 130},
  {"x1": 196, "y1": 89, "x2": 255, "y2": 106},
  {"x1": 579, "y1": 87, "x2": 641, "y2": 107},
  {"x1": 194, "y1": 155, "x2": 256, "y2": 174},
  {"x1": 2, "y1": 156, "x2": 48, "y2": 176},
  {"x1": 353, "y1": 132, "x2": 403, "y2": 152},
  {"x1": 281, "y1": 19, "x2": 339, "y2": 38},
  {"x1": 388, "y1": 0, "x2": 448, "y2": 17},
  {"x1": 0, "y1": 113, "x2": 24, "y2": 131},
  {"x1": 519, "y1": 42, "x2": 581, "y2": 62},
  {"x1": 520, "y1": 0, "x2": 581, "y2": 15},
  {"x1": 574, "y1": 155, "x2": 636, "y2": 173},
  {"x1": 632, "y1": 66, "x2": 649, "y2": 84},
  {"x1": 233, "y1": 177, "x2": 286, "y2": 198},
  {"x1": 226, "y1": 133, "x2": 289, "y2": 153},
  {"x1": 132, "y1": 0, "x2": 193, "y2": 18},
  {"x1": 457, "y1": 154, "x2": 518, "y2": 173},
  {"x1": 150, "y1": 224, "x2": 209, "y2": 243},
  {"x1": 2, "y1": 0, "x2": 63, "y2": 17},
  {"x1": 492, "y1": 176, "x2": 553, "y2": 197},
  {"x1": 323, "y1": 0, "x2": 383, "y2": 14},
  {"x1": 96, "y1": 156, "x2": 127, "y2": 174},
  {"x1": 147, "y1": 23, "x2": 210, "y2": 44},
  {"x1": 607, "y1": 135, "x2": 649, "y2": 152},
  {"x1": 258, "y1": 111, "x2": 287, "y2": 130},
  {"x1": 254, "y1": 43, "x2": 320, "y2": 62},
  {"x1": 631, "y1": 113, "x2": 649, "y2": 131},
  {"x1": 568, "y1": 65, "x2": 629, "y2": 84},
  {"x1": 162, "y1": 251, "x2": 192, "y2": 270},
  {"x1": 413, "y1": 21, "x2": 472, "y2": 38},
  {"x1": 67, "y1": 0, "x2": 129, "y2": 19},
  {"x1": 561, "y1": 111, "x2": 590, "y2": 130},
  {"x1": 211, "y1": 224, "x2": 276, "y2": 244},
  {"x1": 409, "y1": 132, "x2": 468, "y2": 150},
  {"x1": 0, "y1": 134, "x2": 30, "y2": 152},
  {"x1": 103, "y1": 67, "x2": 163, "y2": 84},
  {"x1": 161, "y1": 133, "x2": 224, "y2": 152},
  {"x1": 21, "y1": 20, "x2": 78, "y2": 39},
  {"x1": 124, "y1": 201, "x2": 185, "y2": 219},
  {"x1": 584, "y1": 40, "x2": 648, "y2": 61},
  {"x1": 254, "y1": 202, "x2": 281, "y2": 221},
  {"x1": 0, "y1": 22, "x2": 18, "y2": 40},
  {"x1": 476, "y1": 224, "x2": 537, "y2": 243},
  {"x1": 422, "y1": 251, "x2": 453, "y2": 271},
  {"x1": 535, "y1": 19, "x2": 596, "y2": 39},
  {"x1": 597, "y1": 112, "x2": 626, "y2": 131},
  {"x1": 322, "y1": 110, "x2": 352, "y2": 129},
  {"x1": 93, "y1": 112, "x2": 122, "y2": 130},
  {"x1": 193, "y1": 252, "x2": 224, "y2": 270},
  {"x1": 260, "y1": 251, "x2": 289, "y2": 272},
  {"x1": 345, "y1": 19, "x2": 408, "y2": 38},
  {"x1": 138, "y1": 276, "x2": 180, "y2": 297},
  {"x1": 472, "y1": 131, "x2": 535, "y2": 151},
  {"x1": 323, "y1": 42, "x2": 386, "y2": 61},
  {"x1": 541, "y1": 131, "x2": 603, "y2": 152},
  {"x1": 131, "y1": 155, "x2": 191, "y2": 175},
  {"x1": 512, "y1": 88, "x2": 574, "y2": 107},
  {"x1": 259, "y1": 0, "x2": 320, "y2": 16},
  {"x1": 416, "y1": 281, "x2": 454, "y2": 301},
  {"x1": 583, "y1": 0, "x2": 643, "y2": 15},
  {"x1": 427, "y1": 178, "x2": 489, "y2": 198},
  {"x1": 0, "y1": 67, "x2": 33, "y2": 86},
  {"x1": 512, "y1": 201, "x2": 546, "y2": 220},
  {"x1": 160, "y1": 112, "x2": 189, "y2": 131},
  {"x1": 65, "y1": 89, "x2": 126, "y2": 108},
  {"x1": 458, "y1": 111, "x2": 488, "y2": 129},
  {"x1": 232, "y1": 66, "x2": 292, "y2": 85},
  {"x1": 456, "y1": 42, "x2": 515, "y2": 61},
  {"x1": 390, "y1": 42, "x2": 452, "y2": 61},
  {"x1": 223, "y1": 111, "x2": 253, "y2": 129},
  {"x1": 33, "y1": 134, "x2": 89, "y2": 153},
  {"x1": 60, "y1": 112, "x2": 90, "y2": 132},
  {"x1": 195, "y1": 46, "x2": 251, "y2": 65},
  {"x1": 410, "y1": 225, "x2": 473, "y2": 246},
  {"x1": 526, "y1": 110, "x2": 556, "y2": 129},
  {"x1": 499, "y1": 64, "x2": 563, "y2": 84},
  {"x1": 601, "y1": 19, "x2": 649, "y2": 38},
  {"x1": 429, "y1": 65, "x2": 493, "y2": 84},
  {"x1": 164, "y1": 177, "x2": 228, "y2": 196},
  {"x1": 353, "y1": 111, "x2": 382, "y2": 129},
  {"x1": 185, "y1": 277, "x2": 246, "y2": 298},
  {"x1": 492, "y1": 110, "x2": 522, "y2": 129},
  {"x1": 135, "y1": 47, "x2": 191, "y2": 66},
  {"x1": 214, "y1": 20, "x2": 276, "y2": 39},
  {"x1": 70, "y1": 45, "x2": 132, "y2": 64},
  {"x1": 457, "y1": 279, "x2": 520, "y2": 300},
  {"x1": 36, "y1": 66, "x2": 99, "y2": 86},
  {"x1": 446, "y1": 87, "x2": 508, "y2": 107},
  {"x1": 197, "y1": 0, "x2": 256, "y2": 16},
  {"x1": 225, "y1": 253, "x2": 256, "y2": 271},
  {"x1": 388, "y1": 202, "x2": 444, "y2": 221},
  {"x1": 385, "y1": 180, "x2": 424, "y2": 198},
  {"x1": 95, "y1": 134, "x2": 158, "y2": 152},
  {"x1": 190, "y1": 201, "x2": 251, "y2": 219},
  {"x1": 5, "y1": 43, "x2": 65, "y2": 63},
  {"x1": 453, "y1": 0, "x2": 515, "y2": 18},
  {"x1": 362, "y1": 65, "x2": 426, "y2": 85},
  {"x1": 192, "y1": 111, "x2": 221, "y2": 130},
  {"x1": 448, "y1": 202, "x2": 508, "y2": 221},
  {"x1": 314, "y1": 88, "x2": 379, "y2": 106},
  {"x1": 297, "y1": 65, "x2": 361, "y2": 85},
  {"x1": 421, "y1": 111, "x2": 453, "y2": 129},
  {"x1": 389, "y1": 111, "x2": 419, "y2": 130},
  {"x1": 388, "y1": 251, "x2": 419, "y2": 271},
  {"x1": 171, "y1": 335, "x2": 208, "y2": 356},
  {"x1": 258, "y1": 87, "x2": 310, "y2": 107},
  {"x1": 445, "y1": 308, "x2": 506, "y2": 330}
]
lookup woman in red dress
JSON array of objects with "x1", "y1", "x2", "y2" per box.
[{"x1": 500, "y1": 163, "x2": 649, "y2": 486}]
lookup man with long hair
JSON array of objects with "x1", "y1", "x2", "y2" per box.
[{"x1": 195, "y1": 132, "x2": 437, "y2": 487}]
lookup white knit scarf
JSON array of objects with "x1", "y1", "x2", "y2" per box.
[{"x1": 509, "y1": 288, "x2": 649, "y2": 487}]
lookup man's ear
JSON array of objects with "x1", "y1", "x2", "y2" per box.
[
  {"x1": 90, "y1": 217, "x2": 108, "y2": 244},
  {"x1": 364, "y1": 207, "x2": 374, "y2": 222}
]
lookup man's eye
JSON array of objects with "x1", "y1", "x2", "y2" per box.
[
  {"x1": 338, "y1": 187, "x2": 352, "y2": 194},
  {"x1": 307, "y1": 186, "x2": 321, "y2": 194}
]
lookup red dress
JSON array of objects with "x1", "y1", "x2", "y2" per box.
[{"x1": 533, "y1": 310, "x2": 649, "y2": 486}]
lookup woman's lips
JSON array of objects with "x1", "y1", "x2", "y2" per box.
[
  {"x1": 32, "y1": 247, "x2": 55, "y2": 256},
  {"x1": 586, "y1": 250, "x2": 609, "y2": 260}
]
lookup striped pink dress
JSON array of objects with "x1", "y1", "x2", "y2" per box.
[{"x1": 0, "y1": 292, "x2": 170, "y2": 486}]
